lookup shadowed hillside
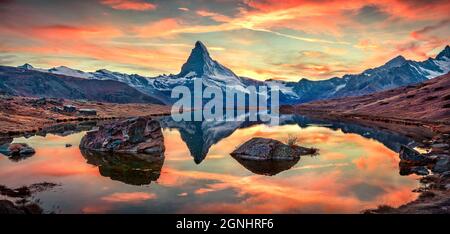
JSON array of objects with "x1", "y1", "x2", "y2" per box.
[
  {"x1": 0, "y1": 66, "x2": 163, "y2": 104},
  {"x1": 292, "y1": 72, "x2": 450, "y2": 122}
]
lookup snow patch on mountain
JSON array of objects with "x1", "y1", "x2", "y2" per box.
[{"x1": 48, "y1": 66, "x2": 95, "y2": 79}]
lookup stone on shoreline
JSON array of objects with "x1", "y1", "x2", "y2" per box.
[
  {"x1": 433, "y1": 157, "x2": 450, "y2": 173},
  {"x1": 0, "y1": 143, "x2": 35, "y2": 157},
  {"x1": 0, "y1": 200, "x2": 43, "y2": 214},
  {"x1": 399, "y1": 164, "x2": 429, "y2": 176},
  {"x1": 0, "y1": 182, "x2": 58, "y2": 214},
  {"x1": 399, "y1": 145, "x2": 432, "y2": 165},
  {"x1": 230, "y1": 137, "x2": 317, "y2": 161},
  {"x1": 410, "y1": 166, "x2": 429, "y2": 176},
  {"x1": 63, "y1": 105, "x2": 77, "y2": 113},
  {"x1": 79, "y1": 117, "x2": 165, "y2": 157}
]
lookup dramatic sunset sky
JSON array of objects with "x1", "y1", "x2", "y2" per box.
[{"x1": 0, "y1": 0, "x2": 449, "y2": 81}]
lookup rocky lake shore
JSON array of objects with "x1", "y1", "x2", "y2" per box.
[
  {"x1": 0, "y1": 95, "x2": 170, "y2": 137},
  {"x1": 281, "y1": 73, "x2": 450, "y2": 213},
  {"x1": 281, "y1": 108, "x2": 450, "y2": 213}
]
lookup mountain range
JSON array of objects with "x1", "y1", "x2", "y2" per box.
[
  {"x1": 2, "y1": 41, "x2": 450, "y2": 105},
  {"x1": 0, "y1": 66, "x2": 163, "y2": 104},
  {"x1": 293, "y1": 72, "x2": 450, "y2": 122}
]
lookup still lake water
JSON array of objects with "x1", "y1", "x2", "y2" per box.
[{"x1": 0, "y1": 115, "x2": 420, "y2": 213}]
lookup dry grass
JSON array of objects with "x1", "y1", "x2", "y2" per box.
[{"x1": 285, "y1": 134, "x2": 299, "y2": 146}]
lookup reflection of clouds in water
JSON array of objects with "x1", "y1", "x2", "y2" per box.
[
  {"x1": 157, "y1": 123, "x2": 419, "y2": 213},
  {"x1": 101, "y1": 192, "x2": 157, "y2": 203},
  {"x1": 157, "y1": 165, "x2": 417, "y2": 213},
  {"x1": 163, "y1": 129, "x2": 194, "y2": 162},
  {"x1": 290, "y1": 163, "x2": 349, "y2": 170},
  {"x1": 0, "y1": 146, "x2": 98, "y2": 180},
  {"x1": 322, "y1": 152, "x2": 347, "y2": 160},
  {"x1": 13, "y1": 132, "x2": 85, "y2": 148}
]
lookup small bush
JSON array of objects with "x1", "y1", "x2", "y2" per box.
[{"x1": 286, "y1": 134, "x2": 299, "y2": 146}]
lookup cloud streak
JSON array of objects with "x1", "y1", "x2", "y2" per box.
[{"x1": 100, "y1": 0, "x2": 157, "y2": 11}]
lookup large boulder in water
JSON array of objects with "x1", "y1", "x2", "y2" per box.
[
  {"x1": 0, "y1": 143, "x2": 35, "y2": 158},
  {"x1": 79, "y1": 117, "x2": 165, "y2": 157},
  {"x1": 231, "y1": 137, "x2": 317, "y2": 161}
]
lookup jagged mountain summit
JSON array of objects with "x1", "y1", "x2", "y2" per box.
[
  {"x1": 15, "y1": 43, "x2": 450, "y2": 105},
  {"x1": 178, "y1": 41, "x2": 238, "y2": 79}
]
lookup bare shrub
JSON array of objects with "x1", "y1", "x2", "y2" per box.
[{"x1": 286, "y1": 134, "x2": 299, "y2": 147}]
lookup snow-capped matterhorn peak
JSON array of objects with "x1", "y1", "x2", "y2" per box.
[{"x1": 178, "y1": 41, "x2": 238, "y2": 79}]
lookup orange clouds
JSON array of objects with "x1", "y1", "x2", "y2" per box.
[
  {"x1": 133, "y1": 18, "x2": 182, "y2": 38},
  {"x1": 411, "y1": 19, "x2": 450, "y2": 40},
  {"x1": 0, "y1": 0, "x2": 448, "y2": 80},
  {"x1": 101, "y1": 192, "x2": 157, "y2": 203},
  {"x1": 355, "y1": 39, "x2": 380, "y2": 51},
  {"x1": 100, "y1": 0, "x2": 156, "y2": 11},
  {"x1": 246, "y1": 0, "x2": 450, "y2": 21},
  {"x1": 196, "y1": 10, "x2": 232, "y2": 23},
  {"x1": 0, "y1": 18, "x2": 192, "y2": 74},
  {"x1": 28, "y1": 24, "x2": 122, "y2": 40}
]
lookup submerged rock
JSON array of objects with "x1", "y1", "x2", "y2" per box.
[
  {"x1": 230, "y1": 137, "x2": 317, "y2": 161},
  {"x1": 0, "y1": 143, "x2": 35, "y2": 157},
  {"x1": 81, "y1": 149, "x2": 164, "y2": 185},
  {"x1": 0, "y1": 182, "x2": 58, "y2": 214},
  {"x1": 79, "y1": 117, "x2": 165, "y2": 156},
  {"x1": 232, "y1": 156, "x2": 300, "y2": 176}
]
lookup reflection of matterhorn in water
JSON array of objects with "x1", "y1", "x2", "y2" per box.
[
  {"x1": 160, "y1": 112, "x2": 263, "y2": 164},
  {"x1": 159, "y1": 113, "x2": 414, "y2": 164}
]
